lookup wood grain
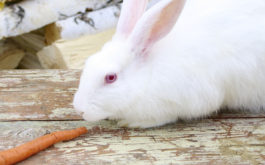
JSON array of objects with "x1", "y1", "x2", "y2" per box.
[
  {"x1": 0, "y1": 70, "x2": 82, "y2": 121},
  {"x1": 0, "y1": 70, "x2": 264, "y2": 121},
  {"x1": 0, "y1": 40, "x2": 25, "y2": 69},
  {"x1": 0, "y1": 119, "x2": 264, "y2": 165}
]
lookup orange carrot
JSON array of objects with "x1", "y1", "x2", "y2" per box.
[{"x1": 0, "y1": 127, "x2": 88, "y2": 165}]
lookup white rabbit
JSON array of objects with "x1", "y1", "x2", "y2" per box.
[{"x1": 73, "y1": 0, "x2": 265, "y2": 128}]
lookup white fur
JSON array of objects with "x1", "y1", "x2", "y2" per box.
[{"x1": 74, "y1": 0, "x2": 265, "y2": 128}]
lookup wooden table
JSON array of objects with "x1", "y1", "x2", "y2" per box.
[{"x1": 0, "y1": 70, "x2": 264, "y2": 165}]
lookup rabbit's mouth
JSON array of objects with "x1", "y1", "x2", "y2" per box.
[
  {"x1": 73, "y1": 92, "x2": 109, "y2": 121},
  {"x1": 74, "y1": 101, "x2": 110, "y2": 122}
]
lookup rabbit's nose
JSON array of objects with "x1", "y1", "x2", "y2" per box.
[{"x1": 73, "y1": 92, "x2": 87, "y2": 116}]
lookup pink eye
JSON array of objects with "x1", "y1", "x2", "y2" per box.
[{"x1": 105, "y1": 73, "x2": 117, "y2": 84}]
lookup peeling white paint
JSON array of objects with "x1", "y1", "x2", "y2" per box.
[
  {"x1": 0, "y1": 101, "x2": 37, "y2": 107},
  {"x1": 0, "y1": 83, "x2": 8, "y2": 87},
  {"x1": 0, "y1": 113, "x2": 22, "y2": 120},
  {"x1": 0, "y1": 113, "x2": 46, "y2": 120},
  {"x1": 48, "y1": 108, "x2": 78, "y2": 118}
]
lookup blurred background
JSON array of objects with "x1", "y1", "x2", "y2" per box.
[
  {"x1": 0, "y1": 0, "x2": 161, "y2": 70},
  {"x1": 0, "y1": 0, "x2": 122, "y2": 69}
]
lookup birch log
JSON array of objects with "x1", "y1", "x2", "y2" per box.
[
  {"x1": 11, "y1": 29, "x2": 46, "y2": 68},
  {"x1": 0, "y1": 0, "x2": 121, "y2": 39},
  {"x1": 0, "y1": 1, "x2": 4, "y2": 11},
  {"x1": 0, "y1": 0, "x2": 19, "y2": 11},
  {"x1": 12, "y1": 29, "x2": 46, "y2": 54},
  {"x1": 37, "y1": 28, "x2": 115, "y2": 69},
  {"x1": 18, "y1": 52, "x2": 43, "y2": 69},
  {"x1": 0, "y1": 39, "x2": 25, "y2": 69},
  {"x1": 45, "y1": 4, "x2": 121, "y2": 43}
]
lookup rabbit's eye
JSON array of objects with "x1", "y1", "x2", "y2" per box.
[{"x1": 105, "y1": 73, "x2": 117, "y2": 84}]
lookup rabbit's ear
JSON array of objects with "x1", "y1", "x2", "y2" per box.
[
  {"x1": 129, "y1": 0, "x2": 186, "y2": 55},
  {"x1": 115, "y1": 0, "x2": 149, "y2": 39}
]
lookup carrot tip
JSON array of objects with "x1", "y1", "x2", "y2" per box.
[{"x1": 77, "y1": 127, "x2": 88, "y2": 134}]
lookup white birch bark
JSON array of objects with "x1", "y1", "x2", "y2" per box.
[
  {"x1": 52, "y1": 4, "x2": 121, "y2": 40},
  {"x1": 0, "y1": 0, "x2": 121, "y2": 39},
  {"x1": 45, "y1": 0, "x2": 160, "y2": 40}
]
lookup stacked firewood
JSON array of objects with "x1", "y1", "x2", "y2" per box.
[{"x1": 0, "y1": 0, "x2": 121, "y2": 69}]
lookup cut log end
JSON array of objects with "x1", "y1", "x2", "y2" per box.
[{"x1": 0, "y1": 40, "x2": 25, "y2": 69}]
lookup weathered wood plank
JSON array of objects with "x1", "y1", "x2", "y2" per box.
[
  {"x1": 0, "y1": 70, "x2": 82, "y2": 121},
  {"x1": 0, "y1": 70, "x2": 265, "y2": 121},
  {"x1": 0, "y1": 119, "x2": 264, "y2": 165}
]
